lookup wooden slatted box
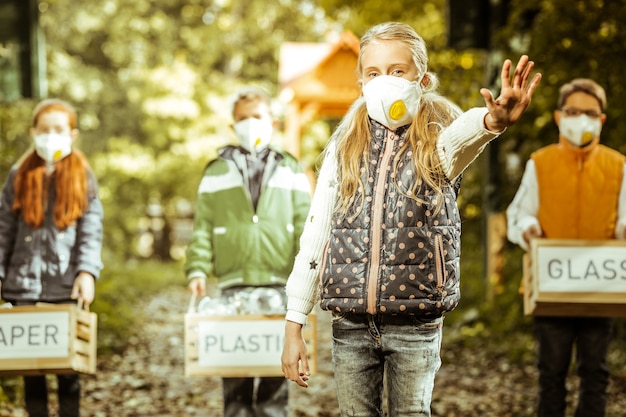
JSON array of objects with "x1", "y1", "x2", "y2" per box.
[
  {"x1": 523, "y1": 238, "x2": 626, "y2": 317},
  {"x1": 185, "y1": 313, "x2": 317, "y2": 377},
  {"x1": 0, "y1": 303, "x2": 97, "y2": 375}
]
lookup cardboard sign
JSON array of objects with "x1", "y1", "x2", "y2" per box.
[{"x1": 0, "y1": 311, "x2": 70, "y2": 359}]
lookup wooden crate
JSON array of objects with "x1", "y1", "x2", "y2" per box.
[
  {"x1": 523, "y1": 238, "x2": 626, "y2": 317},
  {"x1": 184, "y1": 313, "x2": 317, "y2": 377},
  {"x1": 0, "y1": 303, "x2": 97, "y2": 375}
]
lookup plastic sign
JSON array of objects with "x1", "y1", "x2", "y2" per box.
[
  {"x1": 0, "y1": 311, "x2": 70, "y2": 358},
  {"x1": 197, "y1": 319, "x2": 284, "y2": 367}
]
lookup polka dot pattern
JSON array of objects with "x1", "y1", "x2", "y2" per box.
[{"x1": 320, "y1": 121, "x2": 462, "y2": 317}]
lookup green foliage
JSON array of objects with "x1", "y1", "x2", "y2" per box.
[
  {"x1": 0, "y1": 0, "x2": 332, "y2": 262},
  {"x1": 0, "y1": 0, "x2": 495, "y2": 265},
  {"x1": 318, "y1": 0, "x2": 446, "y2": 44},
  {"x1": 0, "y1": 101, "x2": 36, "y2": 178},
  {"x1": 91, "y1": 259, "x2": 185, "y2": 354}
]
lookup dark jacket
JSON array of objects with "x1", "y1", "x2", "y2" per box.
[
  {"x1": 0, "y1": 165, "x2": 104, "y2": 302},
  {"x1": 319, "y1": 121, "x2": 462, "y2": 317}
]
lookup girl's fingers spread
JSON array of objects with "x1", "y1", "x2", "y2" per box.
[
  {"x1": 500, "y1": 59, "x2": 512, "y2": 85},
  {"x1": 515, "y1": 56, "x2": 531, "y2": 84},
  {"x1": 521, "y1": 61, "x2": 535, "y2": 84},
  {"x1": 514, "y1": 62, "x2": 526, "y2": 86},
  {"x1": 529, "y1": 73, "x2": 542, "y2": 94},
  {"x1": 480, "y1": 88, "x2": 494, "y2": 106}
]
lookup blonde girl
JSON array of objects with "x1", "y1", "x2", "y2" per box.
[{"x1": 281, "y1": 22, "x2": 540, "y2": 416}]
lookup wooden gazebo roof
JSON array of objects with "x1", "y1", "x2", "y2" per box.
[{"x1": 278, "y1": 32, "x2": 360, "y2": 160}]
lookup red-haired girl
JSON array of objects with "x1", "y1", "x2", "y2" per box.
[{"x1": 0, "y1": 98, "x2": 103, "y2": 417}]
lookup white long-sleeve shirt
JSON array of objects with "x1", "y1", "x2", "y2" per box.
[
  {"x1": 285, "y1": 107, "x2": 502, "y2": 325},
  {"x1": 506, "y1": 159, "x2": 626, "y2": 251}
]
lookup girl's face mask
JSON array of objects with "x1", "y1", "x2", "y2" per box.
[
  {"x1": 559, "y1": 115, "x2": 602, "y2": 147},
  {"x1": 233, "y1": 118, "x2": 273, "y2": 155},
  {"x1": 34, "y1": 133, "x2": 73, "y2": 163},
  {"x1": 362, "y1": 75, "x2": 423, "y2": 130}
]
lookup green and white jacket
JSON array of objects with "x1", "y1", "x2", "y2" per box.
[{"x1": 184, "y1": 145, "x2": 311, "y2": 290}]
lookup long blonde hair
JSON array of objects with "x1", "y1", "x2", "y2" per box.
[{"x1": 333, "y1": 22, "x2": 461, "y2": 218}]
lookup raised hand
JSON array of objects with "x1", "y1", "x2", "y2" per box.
[{"x1": 481, "y1": 55, "x2": 542, "y2": 132}]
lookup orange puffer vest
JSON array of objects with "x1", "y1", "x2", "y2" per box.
[{"x1": 532, "y1": 137, "x2": 625, "y2": 239}]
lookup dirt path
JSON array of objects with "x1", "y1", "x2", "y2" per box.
[
  {"x1": 2, "y1": 286, "x2": 625, "y2": 416},
  {"x1": 83, "y1": 286, "x2": 340, "y2": 417}
]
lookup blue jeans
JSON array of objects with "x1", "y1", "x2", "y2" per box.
[
  {"x1": 222, "y1": 377, "x2": 288, "y2": 417},
  {"x1": 534, "y1": 316, "x2": 612, "y2": 417},
  {"x1": 331, "y1": 312, "x2": 443, "y2": 417}
]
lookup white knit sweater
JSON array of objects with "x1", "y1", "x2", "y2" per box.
[{"x1": 285, "y1": 107, "x2": 501, "y2": 324}]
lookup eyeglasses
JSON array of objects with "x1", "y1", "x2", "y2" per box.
[{"x1": 560, "y1": 108, "x2": 603, "y2": 119}]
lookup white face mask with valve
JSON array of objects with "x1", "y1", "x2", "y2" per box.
[
  {"x1": 362, "y1": 75, "x2": 423, "y2": 130},
  {"x1": 559, "y1": 115, "x2": 602, "y2": 147},
  {"x1": 34, "y1": 133, "x2": 73, "y2": 163},
  {"x1": 233, "y1": 118, "x2": 273, "y2": 155}
]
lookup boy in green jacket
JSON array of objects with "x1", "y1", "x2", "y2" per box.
[{"x1": 185, "y1": 86, "x2": 311, "y2": 417}]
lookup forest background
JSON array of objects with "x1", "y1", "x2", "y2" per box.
[{"x1": 1, "y1": 0, "x2": 626, "y2": 406}]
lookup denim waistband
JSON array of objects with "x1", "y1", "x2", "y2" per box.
[{"x1": 334, "y1": 311, "x2": 443, "y2": 326}]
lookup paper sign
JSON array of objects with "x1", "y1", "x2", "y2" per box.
[
  {"x1": 537, "y1": 245, "x2": 626, "y2": 292},
  {"x1": 0, "y1": 312, "x2": 70, "y2": 358},
  {"x1": 197, "y1": 319, "x2": 284, "y2": 367}
]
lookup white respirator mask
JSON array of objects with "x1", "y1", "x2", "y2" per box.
[
  {"x1": 34, "y1": 133, "x2": 73, "y2": 163},
  {"x1": 233, "y1": 118, "x2": 273, "y2": 155},
  {"x1": 559, "y1": 115, "x2": 602, "y2": 147},
  {"x1": 362, "y1": 75, "x2": 423, "y2": 130}
]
